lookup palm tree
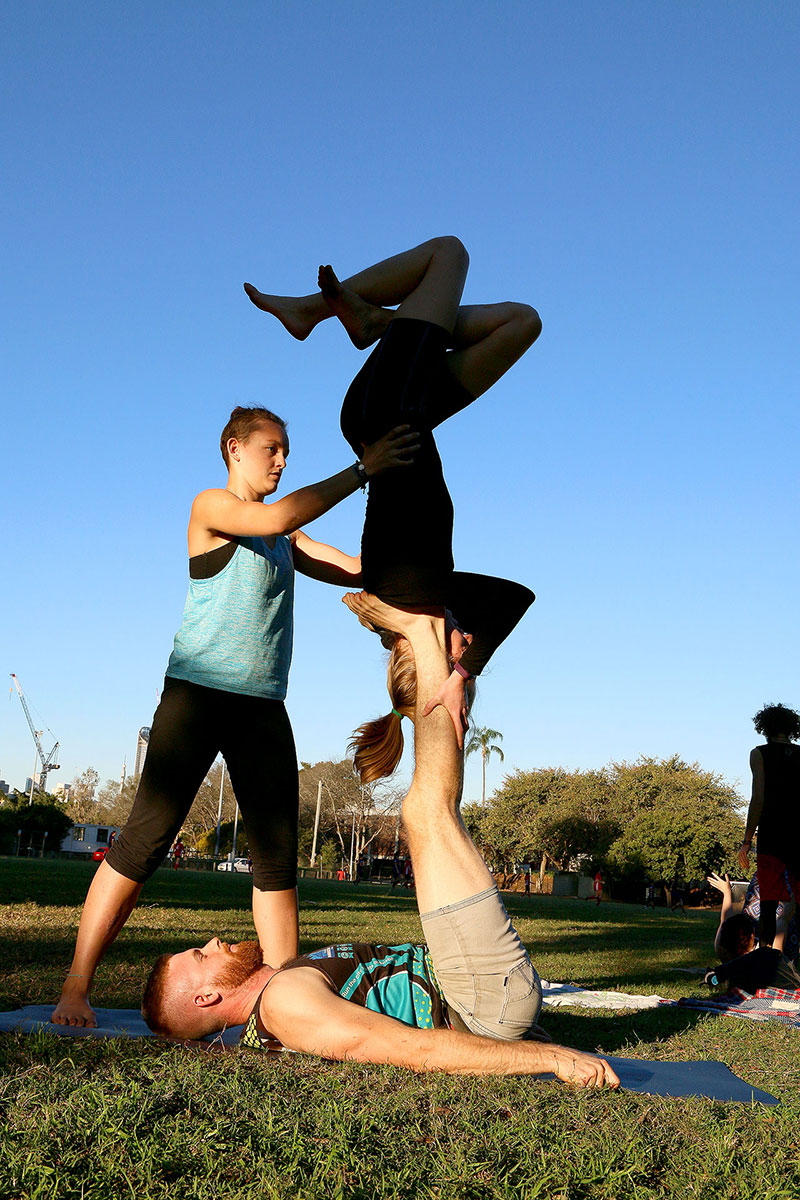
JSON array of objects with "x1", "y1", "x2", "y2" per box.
[{"x1": 465, "y1": 726, "x2": 504, "y2": 805}]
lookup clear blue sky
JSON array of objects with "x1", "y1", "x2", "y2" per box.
[{"x1": 2, "y1": 2, "x2": 798, "y2": 808}]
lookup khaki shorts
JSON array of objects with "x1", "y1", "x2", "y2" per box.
[{"x1": 420, "y1": 885, "x2": 542, "y2": 1040}]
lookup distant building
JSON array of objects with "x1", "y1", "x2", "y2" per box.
[
  {"x1": 52, "y1": 782, "x2": 73, "y2": 802},
  {"x1": 134, "y1": 726, "x2": 151, "y2": 777},
  {"x1": 0, "y1": 779, "x2": 10, "y2": 797}
]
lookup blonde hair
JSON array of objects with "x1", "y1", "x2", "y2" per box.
[
  {"x1": 349, "y1": 637, "x2": 416, "y2": 784},
  {"x1": 349, "y1": 634, "x2": 475, "y2": 784}
]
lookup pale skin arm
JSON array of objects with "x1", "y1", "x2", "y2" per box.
[
  {"x1": 291, "y1": 531, "x2": 361, "y2": 588},
  {"x1": 708, "y1": 872, "x2": 737, "y2": 959},
  {"x1": 261, "y1": 969, "x2": 619, "y2": 1087},
  {"x1": 739, "y1": 748, "x2": 764, "y2": 871},
  {"x1": 192, "y1": 427, "x2": 418, "y2": 542}
]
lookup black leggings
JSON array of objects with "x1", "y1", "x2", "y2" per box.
[
  {"x1": 340, "y1": 317, "x2": 534, "y2": 674},
  {"x1": 105, "y1": 676, "x2": 298, "y2": 891}
]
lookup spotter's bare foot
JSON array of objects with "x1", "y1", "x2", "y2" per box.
[
  {"x1": 243, "y1": 284, "x2": 322, "y2": 341},
  {"x1": 318, "y1": 265, "x2": 392, "y2": 350}
]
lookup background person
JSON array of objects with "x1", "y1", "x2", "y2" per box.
[
  {"x1": 143, "y1": 603, "x2": 619, "y2": 1089},
  {"x1": 708, "y1": 870, "x2": 797, "y2": 962},
  {"x1": 739, "y1": 703, "x2": 800, "y2": 948},
  {"x1": 52, "y1": 406, "x2": 416, "y2": 1028}
]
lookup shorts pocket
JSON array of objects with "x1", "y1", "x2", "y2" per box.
[{"x1": 498, "y1": 959, "x2": 538, "y2": 1028}]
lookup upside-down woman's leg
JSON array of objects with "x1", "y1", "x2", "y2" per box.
[
  {"x1": 244, "y1": 236, "x2": 468, "y2": 343},
  {"x1": 445, "y1": 302, "x2": 542, "y2": 400}
]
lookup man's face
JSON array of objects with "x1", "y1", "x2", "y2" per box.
[{"x1": 168, "y1": 938, "x2": 264, "y2": 997}]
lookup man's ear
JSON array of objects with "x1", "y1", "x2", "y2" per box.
[{"x1": 193, "y1": 988, "x2": 223, "y2": 1010}]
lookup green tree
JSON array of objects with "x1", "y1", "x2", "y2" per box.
[
  {"x1": 66, "y1": 767, "x2": 100, "y2": 822},
  {"x1": 0, "y1": 799, "x2": 73, "y2": 855},
  {"x1": 482, "y1": 767, "x2": 615, "y2": 881},
  {"x1": 606, "y1": 755, "x2": 743, "y2": 884},
  {"x1": 465, "y1": 726, "x2": 504, "y2": 805},
  {"x1": 197, "y1": 819, "x2": 250, "y2": 859}
]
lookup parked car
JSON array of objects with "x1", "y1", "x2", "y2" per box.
[
  {"x1": 92, "y1": 846, "x2": 109, "y2": 862},
  {"x1": 216, "y1": 857, "x2": 251, "y2": 873}
]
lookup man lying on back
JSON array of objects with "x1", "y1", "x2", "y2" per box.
[{"x1": 142, "y1": 599, "x2": 619, "y2": 1089}]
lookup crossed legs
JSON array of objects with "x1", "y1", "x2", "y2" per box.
[{"x1": 244, "y1": 236, "x2": 542, "y2": 404}]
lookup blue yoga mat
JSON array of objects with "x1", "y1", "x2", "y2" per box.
[
  {"x1": 602, "y1": 1055, "x2": 778, "y2": 1104},
  {"x1": 0, "y1": 1008, "x2": 779, "y2": 1102},
  {"x1": 0, "y1": 1006, "x2": 245, "y2": 1046}
]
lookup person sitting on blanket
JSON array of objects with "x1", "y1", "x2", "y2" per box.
[
  {"x1": 704, "y1": 910, "x2": 800, "y2": 993},
  {"x1": 141, "y1": 600, "x2": 619, "y2": 1089},
  {"x1": 707, "y1": 871, "x2": 798, "y2": 963}
]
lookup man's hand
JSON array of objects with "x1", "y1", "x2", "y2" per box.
[
  {"x1": 422, "y1": 671, "x2": 469, "y2": 750},
  {"x1": 707, "y1": 871, "x2": 732, "y2": 898},
  {"x1": 738, "y1": 843, "x2": 751, "y2": 873},
  {"x1": 550, "y1": 1046, "x2": 620, "y2": 1089},
  {"x1": 51, "y1": 993, "x2": 97, "y2": 1028},
  {"x1": 360, "y1": 426, "x2": 420, "y2": 478}
]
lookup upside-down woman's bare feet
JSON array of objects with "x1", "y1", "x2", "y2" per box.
[
  {"x1": 318, "y1": 265, "x2": 392, "y2": 349},
  {"x1": 242, "y1": 284, "x2": 324, "y2": 341}
]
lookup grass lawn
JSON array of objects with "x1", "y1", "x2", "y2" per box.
[{"x1": 1, "y1": 857, "x2": 799, "y2": 1200}]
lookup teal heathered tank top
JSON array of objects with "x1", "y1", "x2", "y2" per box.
[{"x1": 166, "y1": 536, "x2": 294, "y2": 700}]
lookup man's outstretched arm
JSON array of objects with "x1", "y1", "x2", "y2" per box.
[{"x1": 261, "y1": 970, "x2": 619, "y2": 1088}]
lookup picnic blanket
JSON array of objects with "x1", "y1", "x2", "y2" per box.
[
  {"x1": 677, "y1": 986, "x2": 800, "y2": 1029},
  {"x1": 541, "y1": 982, "x2": 666, "y2": 1010},
  {"x1": 0, "y1": 1005, "x2": 779, "y2": 1103}
]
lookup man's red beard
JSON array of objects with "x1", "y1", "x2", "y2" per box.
[{"x1": 213, "y1": 941, "x2": 264, "y2": 990}]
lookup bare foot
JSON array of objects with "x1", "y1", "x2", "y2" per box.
[
  {"x1": 318, "y1": 265, "x2": 392, "y2": 350},
  {"x1": 242, "y1": 284, "x2": 322, "y2": 341},
  {"x1": 51, "y1": 994, "x2": 98, "y2": 1028}
]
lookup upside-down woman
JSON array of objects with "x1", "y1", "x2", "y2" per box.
[{"x1": 245, "y1": 236, "x2": 540, "y2": 779}]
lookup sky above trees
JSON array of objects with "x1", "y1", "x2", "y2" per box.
[{"x1": 3, "y1": 3, "x2": 798, "y2": 805}]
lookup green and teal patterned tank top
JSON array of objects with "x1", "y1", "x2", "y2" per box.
[{"x1": 240, "y1": 942, "x2": 447, "y2": 1049}]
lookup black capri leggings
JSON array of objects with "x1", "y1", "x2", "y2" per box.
[{"x1": 105, "y1": 676, "x2": 298, "y2": 891}]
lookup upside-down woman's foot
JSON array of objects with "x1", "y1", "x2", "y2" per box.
[
  {"x1": 242, "y1": 284, "x2": 322, "y2": 340},
  {"x1": 318, "y1": 265, "x2": 391, "y2": 349}
]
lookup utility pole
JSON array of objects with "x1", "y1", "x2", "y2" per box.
[
  {"x1": 348, "y1": 810, "x2": 356, "y2": 879},
  {"x1": 310, "y1": 780, "x2": 323, "y2": 867},
  {"x1": 230, "y1": 802, "x2": 240, "y2": 862},
  {"x1": 214, "y1": 759, "x2": 226, "y2": 857}
]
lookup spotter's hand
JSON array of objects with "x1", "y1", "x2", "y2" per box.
[
  {"x1": 422, "y1": 670, "x2": 470, "y2": 750},
  {"x1": 359, "y1": 426, "x2": 420, "y2": 478},
  {"x1": 738, "y1": 844, "x2": 751, "y2": 873}
]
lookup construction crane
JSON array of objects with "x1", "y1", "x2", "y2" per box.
[{"x1": 10, "y1": 674, "x2": 60, "y2": 796}]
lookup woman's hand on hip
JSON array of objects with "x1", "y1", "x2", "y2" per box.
[{"x1": 422, "y1": 671, "x2": 470, "y2": 750}]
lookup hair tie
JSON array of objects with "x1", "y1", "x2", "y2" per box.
[{"x1": 392, "y1": 708, "x2": 403, "y2": 719}]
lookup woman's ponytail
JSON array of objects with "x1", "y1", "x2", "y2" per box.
[{"x1": 350, "y1": 637, "x2": 417, "y2": 783}]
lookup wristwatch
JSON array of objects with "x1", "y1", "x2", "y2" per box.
[{"x1": 351, "y1": 461, "x2": 368, "y2": 491}]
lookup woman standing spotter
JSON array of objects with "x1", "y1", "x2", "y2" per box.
[{"x1": 52, "y1": 407, "x2": 416, "y2": 1027}]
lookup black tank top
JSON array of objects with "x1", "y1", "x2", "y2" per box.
[{"x1": 757, "y1": 741, "x2": 800, "y2": 858}]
